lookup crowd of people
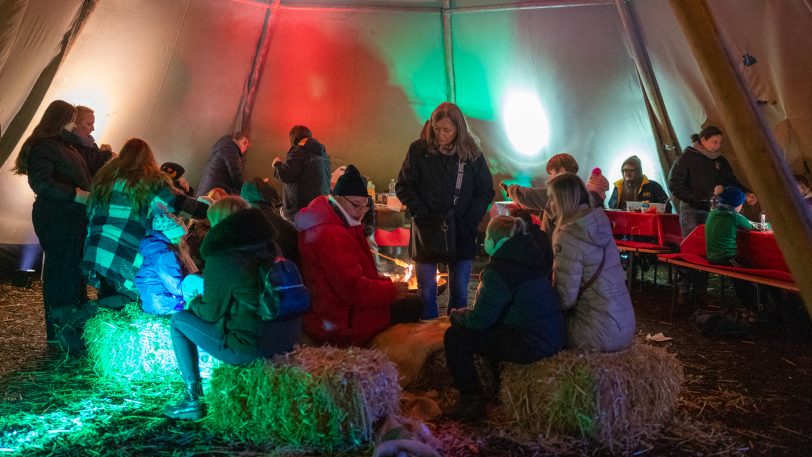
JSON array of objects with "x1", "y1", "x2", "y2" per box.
[{"x1": 14, "y1": 98, "x2": 806, "y2": 423}]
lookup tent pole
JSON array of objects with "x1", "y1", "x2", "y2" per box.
[
  {"x1": 669, "y1": 0, "x2": 812, "y2": 314},
  {"x1": 441, "y1": 0, "x2": 456, "y2": 103},
  {"x1": 0, "y1": 0, "x2": 98, "y2": 167},
  {"x1": 234, "y1": 0, "x2": 281, "y2": 135},
  {"x1": 614, "y1": 0, "x2": 680, "y2": 175}
]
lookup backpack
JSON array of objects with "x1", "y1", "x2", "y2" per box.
[{"x1": 257, "y1": 255, "x2": 311, "y2": 321}]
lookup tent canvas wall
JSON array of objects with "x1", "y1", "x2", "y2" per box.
[{"x1": 1, "y1": 0, "x2": 810, "y2": 271}]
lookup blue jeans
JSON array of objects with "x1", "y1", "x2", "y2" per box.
[{"x1": 416, "y1": 260, "x2": 473, "y2": 319}]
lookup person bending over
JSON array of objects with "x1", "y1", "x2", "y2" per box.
[{"x1": 296, "y1": 165, "x2": 423, "y2": 346}]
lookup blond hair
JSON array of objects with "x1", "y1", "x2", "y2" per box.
[
  {"x1": 486, "y1": 215, "x2": 527, "y2": 244},
  {"x1": 547, "y1": 173, "x2": 592, "y2": 225},
  {"x1": 207, "y1": 196, "x2": 249, "y2": 227}
]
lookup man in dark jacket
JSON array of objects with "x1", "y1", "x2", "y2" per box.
[
  {"x1": 444, "y1": 215, "x2": 564, "y2": 421},
  {"x1": 607, "y1": 155, "x2": 671, "y2": 212},
  {"x1": 272, "y1": 125, "x2": 331, "y2": 221},
  {"x1": 197, "y1": 132, "x2": 250, "y2": 196}
]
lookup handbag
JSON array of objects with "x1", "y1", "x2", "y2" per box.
[{"x1": 410, "y1": 161, "x2": 465, "y2": 263}]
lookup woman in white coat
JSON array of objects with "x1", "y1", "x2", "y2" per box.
[{"x1": 547, "y1": 173, "x2": 635, "y2": 352}]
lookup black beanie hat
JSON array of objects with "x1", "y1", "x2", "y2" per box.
[
  {"x1": 333, "y1": 165, "x2": 368, "y2": 197},
  {"x1": 161, "y1": 162, "x2": 185, "y2": 179}
]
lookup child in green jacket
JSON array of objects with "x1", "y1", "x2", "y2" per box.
[{"x1": 705, "y1": 186, "x2": 762, "y2": 316}]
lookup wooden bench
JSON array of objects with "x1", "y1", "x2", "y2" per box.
[
  {"x1": 615, "y1": 240, "x2": 673, "y2": 292},
  {"x1": 657, "y1": 255, "x2": 798, "y2": 316}
]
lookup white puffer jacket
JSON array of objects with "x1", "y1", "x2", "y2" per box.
[{"x1": 552, "y1": 207, "x2": 635, "y2": 352}]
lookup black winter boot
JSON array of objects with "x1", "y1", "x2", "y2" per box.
[
  {"x1": 164, "y1": 382, "x2": 205, "y2": 420},
  {"x1": 446, "y1": 393, "x2": 485, "y2": 422}
]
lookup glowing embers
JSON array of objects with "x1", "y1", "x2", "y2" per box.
[{"x1": 502, "y1": 90, "x2": 550, "y2": 157}]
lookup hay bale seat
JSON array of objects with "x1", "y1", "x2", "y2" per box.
[
  {"x1": 500, "y1": 342, "x2": 684, "y2": 453},
  {"x1": 204, "y1": 346, "x2": 400, "y2": 451},
  {"x1": 83, "y1": 304, "x2": 218, "y2": 388}
]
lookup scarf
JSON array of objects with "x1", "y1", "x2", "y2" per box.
[{"x1": 691, "y1": 142, "x2": 722, "y2": 160}]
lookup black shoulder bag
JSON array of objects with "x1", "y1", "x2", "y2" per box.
[{"x1": 410, "y1": 161, "x2": 465, "y2": 263}]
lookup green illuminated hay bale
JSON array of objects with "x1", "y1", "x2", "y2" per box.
[
  {"x1": 83, "y1": 303, "x2": 217, "y2": 387},
  {"x1": 500, "y1": 343, "x2": 684, "y2": 453},
  {"x1": 204, "y1": 346, "x2": 400, "y2": 451}
]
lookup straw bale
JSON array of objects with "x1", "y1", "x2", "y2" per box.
[
  {"x1": 500, "y1": 342, "x2": 683, "y2": 453},
  {"x1": 204, "y1": 345, "x2": 400, "y2": 451},
  {"x1": 83, "y1": 304, "x2": 218, "y2": 387}
]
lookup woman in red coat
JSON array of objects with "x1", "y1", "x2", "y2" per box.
[{"x1": 295, "y1": 165, "x2": 422, "y2": 346}]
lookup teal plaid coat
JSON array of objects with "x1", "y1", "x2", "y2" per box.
[{"x1": 82, "y1": 179, "x2": 207, "y2": 294}]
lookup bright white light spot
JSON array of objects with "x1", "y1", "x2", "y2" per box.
[{"x1": 502, "y1": 91, "x2": 550, "y2": 157}]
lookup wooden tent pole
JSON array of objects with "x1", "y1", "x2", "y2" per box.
[
  {"x1": 614, "y1": 0, "x2": 680, "y2": 174},
  {"x1": 441, "y1": 0, "x2": 456, "y2": 103},
  {"x1": 234, "y1": 0, "x2": 281, "y2": 135},
  {"x1": 669, "y1": 0, "x2": 812, "y2": 313}
]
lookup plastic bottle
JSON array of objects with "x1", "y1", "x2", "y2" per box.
[
  {"x1": 389, "y1": 178, "x2": 397, "y2": 196},
  {"x1": 759, "y1": 211, "x2": 767, "y2": 231},
  {"x1": 367, "y1": 181, "x2": 376, "y2": 202},
  {"x1": 710, "y1": 193, "x2": 720, "y2": 210}
]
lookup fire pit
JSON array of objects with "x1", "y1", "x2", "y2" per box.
[{"x1": 380, "y1": 258, "x2": 448, "y2": 296}]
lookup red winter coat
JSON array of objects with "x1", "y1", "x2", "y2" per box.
[{"x1": 295, "y1": 196, "x2": 396, "y2": 346}]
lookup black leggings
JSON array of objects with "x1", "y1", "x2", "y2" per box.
[{"x1": 32, "y1": 202, "x2": 87, "y2": 337}]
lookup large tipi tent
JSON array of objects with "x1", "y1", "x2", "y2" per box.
[{"x1": 1, "y1": 0, "x2": 811, "y2": 277}]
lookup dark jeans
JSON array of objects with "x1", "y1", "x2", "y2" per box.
[
  {"x1": 97, "y1": 276, "x2": 137, "y2": 309},
  {"x1": 709, "y1": 257, "x2": 782, "y2": 312},
  {"x1": 32, "y1": 201, "x2": 88, "y2": 338},
  {"x1": 170, "y1": 310, "x2": 300, "y2": 383},
  {"x1": 679, "y1": 206, "x2": 710, "y2": 303},
  {"x1": 444, "y1": 324, "x2": 541, "y2": 396},
  {"x1": 389, "y1": 294, "x2": 424, "y2": 324}
]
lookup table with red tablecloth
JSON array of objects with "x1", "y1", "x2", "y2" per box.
[
  {"x1": 662, "y1": 224, "x2": 794, "y2": 283},
  {"x1": 604, "y1": 210, "x2": 682, "y2": 249},
  {"x1": 737, "y1": 230, "x2": 789, "y2": 272}
]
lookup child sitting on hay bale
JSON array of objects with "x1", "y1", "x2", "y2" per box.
[
  {"x1": 547, "y1": 173, "x2": 636, "y2": 352},
  {"x1": 135, "y1": 206, "x2": 197, "y2": 315},
  {"x1": 164, "y1": 196, "x2": 302, "y2": 420},
  {"x1": 444, "y1": 215, "x2": 565, "y2": 421}
]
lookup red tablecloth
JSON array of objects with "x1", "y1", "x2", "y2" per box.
[
  {"x1": 672, "y1": 225, "x2": 791, "y2": 279},
  {"x1": 737, "y1": 230, "x2": 789, "y2": 272},
  {"x1": 604, "y1": 210, "x2": 682, "y2": 248},
  {"x1": 374, "y1": 227, "x2": 410, "y2": 247}
]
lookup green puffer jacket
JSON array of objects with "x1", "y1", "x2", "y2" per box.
[{"x1": 189, "y1": 208, "x2": 274, "y2": 353}]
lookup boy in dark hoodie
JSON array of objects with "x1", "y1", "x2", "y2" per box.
[
  {"x1": 444, "y1": 215, "x2": 564, "y2": 421},
  {"x1": 272, "y1": 125, "x2": 331, "y2": 221}
]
